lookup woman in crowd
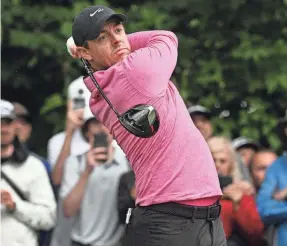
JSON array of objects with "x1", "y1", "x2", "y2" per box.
[{"x1": 208, "y1": 136, "x2": 265, "y2": 246}]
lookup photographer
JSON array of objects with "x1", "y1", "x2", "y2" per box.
[
  {"x1": 59, "y1": 108, "x2": 128, "y2": 246},
  {"x1": 1, "y1": 100, "x2": 56, "y2": 246},
  {"x1": 48, "y1": 76, "x2": 88, "y2": 188}
]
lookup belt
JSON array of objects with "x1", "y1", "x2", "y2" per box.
[{"x1": 141, "y1": 201, "x2": 221, "y2": 221}]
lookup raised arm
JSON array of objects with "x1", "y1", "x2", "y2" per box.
[
  {"x1": 125, "y1": 31, "x2": 178, "y2": 96},
  {"x1": 60, "y1": 155, "x2": 93, "y2": 218}
]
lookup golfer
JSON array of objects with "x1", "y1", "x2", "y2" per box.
[{"x1": 67, "y1": 5, "x2": 226, "y2": 246}]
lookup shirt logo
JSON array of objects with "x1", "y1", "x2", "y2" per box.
[{"x1": 90, "y1": 8, "x2": 104, "y2": 17}]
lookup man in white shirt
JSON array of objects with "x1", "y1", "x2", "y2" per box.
[
  {"x1": 1, "y1": 100, "x2": 56, "y2": 246},
  {"x1": 48, "y1": 77, "x2": 129, "y2": 246},
  {"x1": 60, "y1": 120, "x2": 128, "y2": 246}
]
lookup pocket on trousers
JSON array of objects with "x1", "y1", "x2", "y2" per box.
[{"x1": 144, "y1": 209, "x2": 190, "y2": 235}]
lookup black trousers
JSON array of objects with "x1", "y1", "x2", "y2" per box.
[{"x1": 122, "y1": 204, "x2": 227, "y2": 246}]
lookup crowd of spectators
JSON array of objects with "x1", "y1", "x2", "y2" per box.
[{"x1": 1, "y1": 76, "x2": 286, "y2": 246}]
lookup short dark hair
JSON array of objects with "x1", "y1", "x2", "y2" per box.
[
  {"x1": 249, "y1": 148, "x2": 277, "y2": 172},
  {"x1": 81, "y1": 118, "x2": 101, "y2": 140}
]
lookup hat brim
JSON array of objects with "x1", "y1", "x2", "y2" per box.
[
  {"x1": 189, "y1": 111, "x2": 211, "y2": 119},
  {"x1": 1, "y1": 115, "x2": 15, "y2": 121},
  {"x1": 236, "y1": 143, "x2": 259, "y2": 151},
  {"x1": 82, "y1": 13, "x2": 128, "y2": 45},
  {"x1": 106, "y1": 13, "x2": 128, "y2": 22}
]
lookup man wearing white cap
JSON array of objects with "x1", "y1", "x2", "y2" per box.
[{"x1": 1, "y1": 99, "x2": 56, "y2": 246}]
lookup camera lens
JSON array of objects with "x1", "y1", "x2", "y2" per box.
[{"x1": 78, "y1": 89, "x2": 84, "y2": 95}]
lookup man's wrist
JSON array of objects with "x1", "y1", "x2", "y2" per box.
[
  {"x1": 7, "y1": 202, "x2": 16, "y2": 213},
  {"x1": 66, "y1": 127, "x2": 75, "y2": 135}
]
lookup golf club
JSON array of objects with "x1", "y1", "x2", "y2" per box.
[{"x1": 81, "y1": 58, "x2": 160, "y2": 138}]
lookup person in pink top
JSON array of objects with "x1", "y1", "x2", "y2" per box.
[{"x1": 67, "y1": 5, "x2": 226, "y2": 246}]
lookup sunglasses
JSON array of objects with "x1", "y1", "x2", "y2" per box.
[
  {"x1": 1, "y1": 118, "x2": 14, "y2": 125},
  {"x1": 16, "y1": 115, "x2": 32, "y2": 124}
]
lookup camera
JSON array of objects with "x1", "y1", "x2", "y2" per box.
[{"x1": 72, "y1": 89, "x2": 86, "y2": 109}]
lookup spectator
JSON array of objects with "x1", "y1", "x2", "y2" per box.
[
  {"x1": 257, "y1": 114, "x2": 287, "y2": 246},
  {"x1": 48, "y1": 77, "x2": 129, "y2": 246},
  {"x1": 49, "y1": 77, "x2": 87, "y2": 246},
  {"x1": 188, "y1": 105, "x2": 251, "y2": 182},
  {"x1": 222, "y1": 149, "x2": 277, "y2": 246},
  {"x1": 47, "y1": 76, "x2": 128, "y2": 187},
  {"x1": 60, "y1": 117, "x2": 128, "y2": 246},
  {"x1": 48, "y1": 76, "x2": 89, "y2": 187},
  {"x1": 233, "y1": 136, "x2": 260, "y2": 167},
  {"x1": 12, "y1": 102, "x2": 52, "y2": 177},
  {"x1": 208, "y1": 136, "x2": 266, "y2": 245},
  {"x1": 12, "y1": 102, "x2": 56, "y2": 246},
  {"x1": 1, "y1": 100, "x2": 56, "y2": 246},
  {"x1": 188, "y1": 105, "x2": 213, "y2": 140},
  {"x1": 249, "y1": 149, "x2": 278, "y2": 192},
  {"x1": 117, "y1": 170, "x2": 136, "y2": 224},
  {"x1": 208, "y1": 136, "x2": 243, "y2": 182}
]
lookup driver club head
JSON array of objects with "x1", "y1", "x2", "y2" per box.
[{"x1": 119, "y1": 104, "x2": 160, "y2": 138}]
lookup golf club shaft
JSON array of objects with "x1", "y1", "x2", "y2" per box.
[{"x1": 81, "y1": 58, "x2": 121, "y2": 118}]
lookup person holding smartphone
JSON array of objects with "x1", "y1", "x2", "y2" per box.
[
  {"x1": 67, "y1": 5, "x2": 225, "y2": 246},
  {"x1": 59, "y1": 109, "x2": 129, "y2": 246}
]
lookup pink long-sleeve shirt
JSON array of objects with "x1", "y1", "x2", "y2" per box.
[{"x1": 84, "y1": 31, "x2": 222, "y2": 206}]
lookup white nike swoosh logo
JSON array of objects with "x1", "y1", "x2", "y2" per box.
[{"x1": 90, "y1": 8, "x2": 104, "y2": 17}]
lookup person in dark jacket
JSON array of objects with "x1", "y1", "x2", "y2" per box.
[{"x1": 117, "y1": 170, "x2": 135, "y2": 224}]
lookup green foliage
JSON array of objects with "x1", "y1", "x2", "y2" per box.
[{"x1": 2, "y1": 0, "x2": 287, "y2": 156}]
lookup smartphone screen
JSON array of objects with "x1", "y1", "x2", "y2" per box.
[
  {"x1": 94, "y1": 132, "x2": 108, "y2": 148},
  {"x1": 73, "y1": 98, "x2": 86, "y2": 110},
  {"x1": 93, "y1": 132, "x2": 108, "y2": 163}
]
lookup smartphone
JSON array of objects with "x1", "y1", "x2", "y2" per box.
[
  {"x1": 93, "y1": 132, "x2": 108, "y2": 163},
  {"x1": 218, "y1": 175, "x2": 233, "y2": 190},
  {"x1": 94, "y1": 132, "x2": 108, "y2": 148},
  {"x1": 72, "y1": 88, "x2": 86, "y2": 109},
  {"x1": 73, "y1": 97, "x2": 86, "y2": 110}
]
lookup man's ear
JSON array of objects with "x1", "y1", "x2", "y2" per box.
[{"x1": 77, "y1": 47, "x2": 92, "y2": 61}]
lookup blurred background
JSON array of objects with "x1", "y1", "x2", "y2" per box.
[{"x1": 2, "y1": 0, "x2": 287, "y2": 156}]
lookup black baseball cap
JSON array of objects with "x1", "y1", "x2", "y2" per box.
[{"x1": 72, "y1": 5, "x2": 128, "y2": 47}]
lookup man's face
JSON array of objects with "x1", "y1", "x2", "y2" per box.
[
  {"x1": 212, "y1": 151, "x2": 232, "y2": 177},
  {"x1": 251, "y1": 152, "x2": 277, "y2": 189},
  {"x1": 85, "y1": 119, "x2": 113, "y2": 145},
  {"x1": 80, "y1": 20, "x2": 131, "y2": 69},
  {"x1": 14, "y1": 117, "x2": 32, "y2": 143},
  {"x1": 238, "y1": 147, "x2": 256, "y2": 167},
  {"x1": 1, "y1": 119, "x2": 16, "y2": 147},
  {"x1": 191, "y1": 114, "x2": 213, "y2": 140}
]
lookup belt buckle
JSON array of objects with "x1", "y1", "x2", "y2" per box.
[{"x1": 206, "y1": 205, "x2": 218, "y2": 221}]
